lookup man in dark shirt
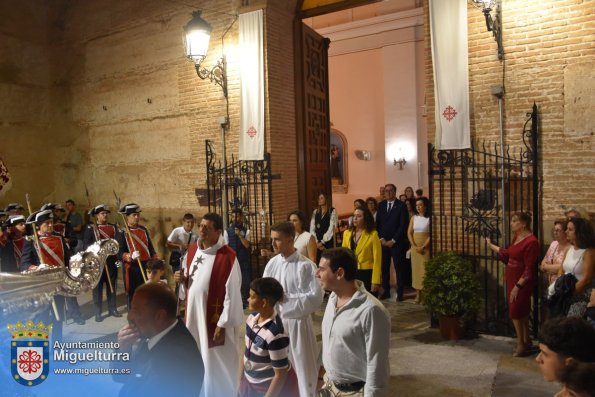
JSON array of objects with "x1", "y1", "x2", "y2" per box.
[
  {"x1": 227, "y1": 208, "x2": 251, "y2": 308},
  {"x1": 65, "y1": 199, "x2": 84, "y2": 252},
  {"x1": 114, "y1": 282, "x2": 204, "y2": 397}
]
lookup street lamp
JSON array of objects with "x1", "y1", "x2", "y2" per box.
[
  {"x1": 470, "y1": 0, "x2": 503, "y2": 60},
  {"x1": 183, "y1": 10, "x2": 237, "y2": 226},
  {"x1": 183, "y1": 10, "x2": 228, "y2": 98}
]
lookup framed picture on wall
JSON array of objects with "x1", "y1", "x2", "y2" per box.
[{"x1": 330, "y1": 128, "x2": 348, "y2": 193}]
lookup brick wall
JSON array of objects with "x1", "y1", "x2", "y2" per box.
[
  {"x1": 263, "y1": 0, "x2": 300, "y2": 222},
  {"x1": 425, "y1": 0, "x2": 594, "y2": 226},
  {"x1": 67, "y1": 0, "x2": 242, "y2": 253}
]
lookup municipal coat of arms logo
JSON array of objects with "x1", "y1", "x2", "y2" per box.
[{"x1": 7, "y1": 320, "x2": 52, "y2": 386}]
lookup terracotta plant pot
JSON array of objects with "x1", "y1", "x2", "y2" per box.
[{"x1": 439, "y1": 316, "x2": 464, "y2": 340}]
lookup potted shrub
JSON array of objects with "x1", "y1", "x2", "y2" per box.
[{"x1": 422, "y1": 251, "x2": 481, "y2": 340}]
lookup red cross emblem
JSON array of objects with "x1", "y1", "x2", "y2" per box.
[
  {"x1": 442, "y1": 105, "x2": 458, "y2": 122},
  {"x1": 246, "y1": 126, "x2": 257, "y2": 138},
  {"x1": 18, "y1": 350, "x2": 42, "y2": 374}
]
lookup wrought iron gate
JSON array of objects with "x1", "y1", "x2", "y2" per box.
[
  {"x1": 428, "y1": 103, "x2": 540, "y2": 336},
  {"x1": 205, "y1": 140, "x2": 273, "y2": 276}
]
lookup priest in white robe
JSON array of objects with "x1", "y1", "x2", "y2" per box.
[
  {"x1": 175, "y1": 212, "x2": 244, "y2": 397},
  {"x1": 263, "y1": 221, "x2": 324, "y2": 397}
]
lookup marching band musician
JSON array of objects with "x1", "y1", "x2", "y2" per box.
[
  {"x1": 116, "y1": 203, "x2": 159, "y2": 308},
  {"x1": 40, "y1": 203, "x2": 68, "y2": 237},
  {"x1": 20, "y1": 209, "x2": 71, "y2": 340},
  {"x1": 4, "y1": 203, "x2": 25, "y2": 216},
  {"x1": 0, "y1": 215, "x2": 27, "y2": 272},
  {"x1": 83, "y1": 204, "x2": 122, "y2": 322},
  {"x1": 38, "y1": 203, "x2": 86, "y2": 325},
  {"x1": 21, "y1": 209, "x2": 69, "y2": 271}
]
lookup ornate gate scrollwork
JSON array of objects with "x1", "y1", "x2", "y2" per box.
[
  {"x1": 429, "y1": 103, "x2": 540, "y2": 336},
  {"x1": 204, "y1": 140, "x2": 273, "y2": 276}
]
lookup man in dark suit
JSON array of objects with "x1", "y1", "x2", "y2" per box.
[
  {"x1": 114, "y1": 282, "x2": 204, "y2": 397},
  {"x1": 376, "y1": 183, "x2": 410, "y2": 301}
]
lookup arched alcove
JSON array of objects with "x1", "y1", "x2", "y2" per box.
[{"x1": 330, "y1": 127, "x2": 348, "y2": 193}]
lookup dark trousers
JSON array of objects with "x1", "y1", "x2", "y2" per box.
[
  {"x1": 404, "y1": 256, "x2": 413, "y2": 288},
  {"x1": 381, "y1": 246, "x2": 407, "y2": 299},
  {"x1": 65, "y1": 296, "x2": 82, "y2": 318},
  {"x1": 357, "y1": 269, "x2": 373, "y2": 293},
  {"x1": 93, "y1": 264, "x2": 118, "y2": 314},
  {"x1": 170, "y1": 252, "x2": 182, "y2": 274},
  {"x1": 126, "y1": 260, "x2": 148, "y2": 308},
  {"x1": 239, "y1": 259, "x2": 252, "y2": 308},
  {"x1": 34, "y1": 295, "x2": 65, "y2": 341}
]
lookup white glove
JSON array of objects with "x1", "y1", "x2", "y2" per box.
[{"x1": 131, "y1": 251, "x2": 140, "y2": 260}]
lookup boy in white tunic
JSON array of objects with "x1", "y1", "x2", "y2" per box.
[
  {"x1": 175, "y1": 213, "x2": 244, "y2": 397},
  {"x1": 263, "y1": 222, "x2": 324, "y2": 397}
]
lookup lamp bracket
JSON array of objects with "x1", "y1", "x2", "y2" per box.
[
  {"x1": 393, "y1": 157, "x2": 407, "y2": 170},
  {"x1": 470, "y1": 0, "x2": 503, "y2": 60},
  {"x1": 492, "y1": 3, "x2": 503, "y2": 60},
  {"x1": 195, "y1": 56, "x2": 227, "y2": 98}
]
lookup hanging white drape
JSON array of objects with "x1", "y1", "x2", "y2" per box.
[
  {"x1": 239, "y1": 10, "x2": 264, "y2": 160},
  {"x1": 429, "y1": 0, "x2": 471, "y2": 150}
]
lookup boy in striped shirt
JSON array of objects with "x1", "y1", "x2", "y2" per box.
[{"x1": 240, "y1": 277, "x2": 299, "y2": 397}]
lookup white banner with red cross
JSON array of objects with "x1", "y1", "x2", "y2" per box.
[
  {"x1": 429, "y1": 0, "x2": 471, "y2": 150},
  {"x1": 239, "y1": 9, "x2": 265, "y2": 160}
]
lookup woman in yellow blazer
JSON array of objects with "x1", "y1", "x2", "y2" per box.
[{"x1": 342, "y1": 207, "x2": 382, "y2": 294}]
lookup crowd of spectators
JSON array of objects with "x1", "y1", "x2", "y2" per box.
[{"x1": 3, "y1": 193, "x2": 595, "y2": 396}]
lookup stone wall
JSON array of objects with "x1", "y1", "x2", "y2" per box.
[
  {"x1": 424, "y1": 0, "x2": 595, "y2": 230},
  {"x1": 1, "y1": 0, "x2": 300, "y2": 255},
  {"x1": 0, "y1": 1, "x2": 69, "y2": 205}
]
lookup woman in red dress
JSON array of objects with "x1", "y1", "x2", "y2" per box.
[{"x1": 486, "y1": 212, "x2": 540, "y2": 357}]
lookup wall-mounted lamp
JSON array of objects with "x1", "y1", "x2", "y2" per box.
[
  {"x1": 471, "y1": 0, "x2": 503, "y2": 60},
  {"x1": 184, "y1": 10, "x2": 233, "y2": 98},
  {"x1": 354, "y1": 150, "x2": 371, "y2": 161},
  {"x1": 183, "y1": 10, "x2": 237, "y2": 226},
  {"x1": 393, "y1": 157, "x2": 407, "y2": 170}
]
